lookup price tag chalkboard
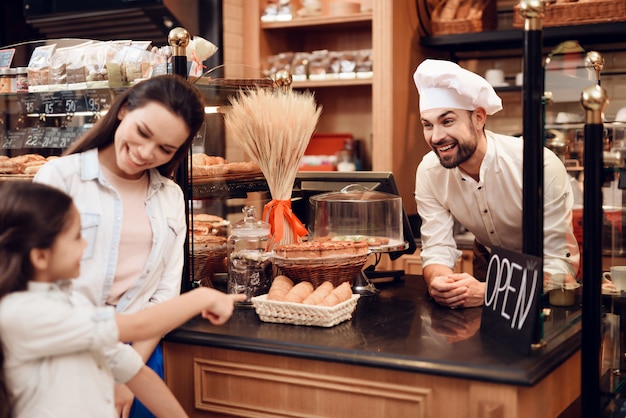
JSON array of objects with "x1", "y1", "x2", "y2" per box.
[
  {"x1": 58, "y1": 126, "x2": 80, "y2": 148},
  {"x1": 3, "y1": 130, "x2": 27, "y2": 149},
  {"x1": 60, "y1": 90, "x2": 88, "y2": 113},
  {"x1": 39, "y1": 92, "x2": 65, "y2": 115},
  {"x1": 23, "y1": 127, "x2": 48, "y2": 148},
  {"x1": 18, "y1": 93, "x2": 42, "y2": 114},
  {"x1": 45, "y1": 127, "x2": 63, "y2": 148},
  {"x1": 480, "y1": 246, "x2": 543, "y2": 355},
  {"x1": 0, "y1": 129, "x2": 7, "y2": 148},
  {"x1": 0, "y1": 49, "x2": 15, "y2": 68},
  {"x1": 84, "y1": 88, "x2": 113, "y2": 113}
]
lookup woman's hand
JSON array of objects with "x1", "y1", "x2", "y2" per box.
[
  {"x1": 201, "y1": 293, "x2": 247, "y2": 325},
  {"x1": 114, "y1": 383, "x2": 135, "y2": 418}
]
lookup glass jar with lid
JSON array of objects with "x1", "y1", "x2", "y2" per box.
[
  {"x1": 227, "y1": 206, "x2": 273, "y2": 304},
  {"x1": 0, "y1": 68, "x2": 16, "y2": 93}
]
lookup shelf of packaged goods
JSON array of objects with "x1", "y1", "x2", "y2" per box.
[
  {"x1": 420, "y1": 22, "x2": 626, "y2": 53},
  {"x1": 291, "y1": 77, "x2": 372, "y2": 88},
  {"x1": 261, "y1": 12, "x2": 372, "y2": 30}
]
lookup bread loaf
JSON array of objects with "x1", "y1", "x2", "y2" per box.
[
  {"x1": 302, "y1": 281, "x2": 334, "y2": 305},
  {"x1": 267, "y1": 275, "x2": 294, "y2": 301},
  {"x1": 319, "y1": 282, "x2": 353, "y2": 306},
  {"x1": 284, "y1": 281, "x2": 314, "y2": 303}
]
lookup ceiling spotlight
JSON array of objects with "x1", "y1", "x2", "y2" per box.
[{"x1": 163, "y1": 16, "x2": 174, "y2": 28}]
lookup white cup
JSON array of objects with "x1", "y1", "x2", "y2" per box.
[
  {"x1": 515, "y1": 72, "x2": 523, "y2": 86},
  {"x1": 603, "y1": 266, "x2": 626, "y2": 292},
  {"x1": 485, "y1": 69, "x2": 505, "y2": 86}
]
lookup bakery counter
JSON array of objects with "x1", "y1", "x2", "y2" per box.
[{"x1": 163, "y1": 276, "x2": 581, "y2": 417}]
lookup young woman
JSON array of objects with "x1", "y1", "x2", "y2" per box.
[
  {"x1": 0, "y1": 182, "x2": 245, "y2": 418},
  {"x1": 33, "y1": 74, "x2": 207, "y2": 417}
]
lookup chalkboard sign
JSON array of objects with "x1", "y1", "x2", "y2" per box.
[
  {"x1": 3, "y1": 130, "x2": 27, "y2": 149},
  {"x1": 0, "y1": 129, "x2": 7, "y2": 148},
  {"x1": 84, "y1": 88, "x2": 113, "y2": 113},
  {"x1": 18, "y1": 93, "x2": 42, "y2": 114},
  {"x1": 60, "y1": 90, "x2": 88, "y2": 113},
  {"x1": 58, "y1": 126, "x2": 81, "y2": 148},
  {"x1": 23, "y1": 127, "x2": 48, "y2": 148},
  {"x1": 0, "y1": 49, "x2": 15, "y2": 68},
  {"x1": 39, "y1": 92, "x2": 64, "y2": 115},
  {"x1": 480, "y1": 246, "x2": 543, "y2": 355},
  {"x1": 45, "y1": 127, "x2": 63, "y2": 148}
]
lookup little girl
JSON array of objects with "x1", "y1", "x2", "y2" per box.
[{"x1": 0, "y1": 182, "x2": 245, "y2": 418}]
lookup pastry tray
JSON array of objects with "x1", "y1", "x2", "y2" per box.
[
  {"x1": 250, "y1": 294, "x2": 360, "y2": 327},
  {"x1": 0, "y1": 174, "x2": 35, "y2": 181}
]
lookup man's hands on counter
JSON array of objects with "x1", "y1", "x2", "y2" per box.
[{"x1": 427, "y1": 272, "x2": 485, "y2": 308}]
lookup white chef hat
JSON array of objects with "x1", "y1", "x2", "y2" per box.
[{"x1": 413, "y1": 59, "x2": 503, "y2": 115}]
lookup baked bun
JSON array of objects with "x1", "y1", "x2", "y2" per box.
[
  {"x1": 0, "y1": 153, "x2": 47, "y2": 175},
  {"x1": 284, "y1": 281, "x2": 314, "y2": 303},
  {"x1": 191, "y1": 153, "x2": 228, "y2": 167},
  {"x1": 192, "y1": 164, "x2": 229, "y2": 177},
  {"x1": 267, "y1": 275, "x2": 294, "y2": 301},
  {"x1": 302, "y1": 281, "x2": 334, "y2": 305},
  {"x1": 0, "y1": 160, "x2": 22, "y2": 174},
  {"x1": 319, "y1": 281, "x2": 353, "y2": 306},
  {"x1": 227, "y1": 161, "x2": 260, "y2": 174},
  {"x1": 195, "y1": 214, "x2": 224, "y2": 224},
  {"x1": 23, "y1": 164, "x2": 45, "y2": 175}
]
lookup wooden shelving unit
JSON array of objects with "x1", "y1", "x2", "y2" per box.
[{"x1": 223, "y1": 0, "x2": 426, "y2": 216}]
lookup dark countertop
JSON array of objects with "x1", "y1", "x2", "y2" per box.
[{"x1": 164, "y1": 276, "x2": 581, "y2": 387}]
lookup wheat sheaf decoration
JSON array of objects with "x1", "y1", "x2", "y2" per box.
[{"x1": 224, "y1": 87, "x2": 322, "y2": 246}]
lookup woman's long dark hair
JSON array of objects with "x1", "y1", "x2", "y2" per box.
[
  {"x1": 65, "y1": 74, "x2": 206, "y2": 177},
  {"x1": 0, "y1": 182, "x2": 74, "y2": 418}
]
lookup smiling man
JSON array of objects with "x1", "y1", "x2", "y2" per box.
[{"x1": 413, "y1": 59, "x2": 579, "y2": 308}]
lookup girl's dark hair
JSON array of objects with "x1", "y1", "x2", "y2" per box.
[
  {"x1": 65, "y1": 74, "x2": 206, "y2": 177},
  {"x1": 0, "y1": 182, "x2": 74, "y2": 418}
]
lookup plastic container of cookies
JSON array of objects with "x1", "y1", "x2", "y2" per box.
[{"x1": 308, "y1": 184, "x2": 404, "y2": 250}]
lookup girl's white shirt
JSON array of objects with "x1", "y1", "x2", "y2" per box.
[
  {"x1": 0, "y1": 280, "x2": 143, "y2": 418},
  {"x1": 34, "y1": 148, "x2": 185, "y2": 313}
]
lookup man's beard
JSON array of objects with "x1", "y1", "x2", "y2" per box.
[{"x1": 436, "y1": 127, "x2": 478, "y2": 169}]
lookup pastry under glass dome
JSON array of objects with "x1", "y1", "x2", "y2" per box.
[{"x1": 307, "y1": 184, "x2": 405, "y2": 250}]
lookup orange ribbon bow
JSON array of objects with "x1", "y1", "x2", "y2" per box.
[{"x1": 263, "y1": 199, "x2": 308, "y2": 244}]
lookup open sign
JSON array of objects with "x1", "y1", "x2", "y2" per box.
[{"x1": 481, "y1": 246, "x2": 543, "y2": 355}]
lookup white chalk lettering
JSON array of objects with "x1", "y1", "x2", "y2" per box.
[
  {"x1": 511, "y1": 268, "x2": 539, "y2": 330},
  {"x1": 484, "y1": 252, "x2": 538, "y2": 329}
]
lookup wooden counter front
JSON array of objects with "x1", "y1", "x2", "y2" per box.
[{"x1": 163, "y1": 276, "x2": 581, "y2": 417}]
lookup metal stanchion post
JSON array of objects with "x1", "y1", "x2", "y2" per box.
[
  {"x1": 168, "y1": 27, "x2": 194, "y2": 292},
  {"x1": 519, "y1": 0, "x2": 545, "y2": 345},
  {"x1": 581, "y1": 83, "x2": 608, "y2": 417}
]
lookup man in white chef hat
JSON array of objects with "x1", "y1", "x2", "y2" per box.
[{"x1": 413, "y1": 59, "x2": 580, "y2": 308}]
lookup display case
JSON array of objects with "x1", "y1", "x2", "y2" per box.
[{"x1": 0, "y1": 38, "x2": 128, "y2": 175}]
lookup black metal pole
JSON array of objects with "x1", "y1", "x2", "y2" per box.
[
  {"x1": 168, "y1": 27, "x2": 193, "y2": 292},
  {"x1": 519, "y1": 0, "x2": 545, "y2": 345},
  {"x1": 581, "y1": 84, "x2": 608, "y2": 418}
]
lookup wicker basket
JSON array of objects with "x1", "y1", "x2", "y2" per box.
[
  {"x1": 431, "y1": 0, "x2": 497, "y2": 35},
  {"x1": 251, "y1": 294, "x2": 360, "y2": 327},
  {"x1": 191, "y1": 245, "x2": 227, "y2": 287},
  {"x1": 513, "y1": 0, "x2": 626, "y2": 28},
  {"x1": 272, "y1": 253, "x2": 368, "y2": 288}
]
